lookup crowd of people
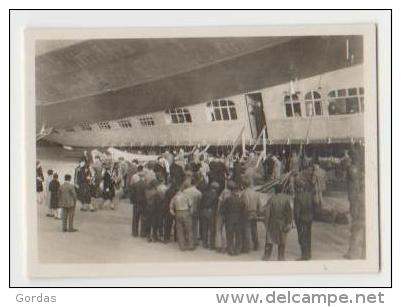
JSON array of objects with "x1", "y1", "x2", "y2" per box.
[{"x1": 36, "y1": 144, "x2": 365, "y2": 260}]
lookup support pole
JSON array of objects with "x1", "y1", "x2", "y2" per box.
[
  {"x1": 229, "y1": 126, "x2": 245, "y2": 157},
  {"x1": 255, "y1": 128, "x2": 267, "y2": 169},
  {"x1": 251, "y1": 125, "x2": 267, "y2": 151},
  {"x1": 242, "y1": 129, "x2": 246, "y2": 156}
]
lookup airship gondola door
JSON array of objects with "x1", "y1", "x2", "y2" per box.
[{"x1": 245, "y1": 92, "x2": 267, "y2": 144}]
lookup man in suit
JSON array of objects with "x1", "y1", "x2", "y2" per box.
[
  {"x1": 58, "y1": 174, "x2": 78, "y2": 232},
  {"x1": 262, "y1": 184, "x2": 292, "y2": 261}
]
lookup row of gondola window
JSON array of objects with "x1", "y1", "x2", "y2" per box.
[{"x1": 68, "y1": 88, "x2": 364, "y2": 132}]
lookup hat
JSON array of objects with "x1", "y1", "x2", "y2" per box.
[
  {"x1": 131, "y1": 174, "x2": 140, "y2": 184},
  {"x1": 227, "y1": 180, "x2": 237, "y2": 190},
  {"x1": 148, "y1": 179, "x2": 159, "y2": 189},
  {"x1": 210, "y1": 182, "x2": 220, "y2": 189}
]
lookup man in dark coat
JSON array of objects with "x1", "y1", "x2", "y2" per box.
[
  {"x1": 169, "y1": 185, "x2": 195, "y2": 251},
  {"x1": 232, "y1": 158, "x2": 243, "y2": 187},
  {"x1": 101, "y1": 164, "x2": 115, "y2": 209},
  {"x1": 220, "y1": 181, "x2": 245, "y2": 255},
  {"x1": 163, "y1": 185, "x2": 179, "y2": 242},
  {"x1": 241, "y1": 177, "x2": 261, "y2": 252},
  {"x1": 209, "y1": 158, "x2": 227, "y2": 194},
  {"x1": 263, "y1": 154, "x2": 275, "y2": 181},
  {"x1": 294, "y1": 172, "x2": 315, "y2": 260},
  {"x1": 262, "y1": 184, "x2": 293, "y2": 261},
  {"x1": 344, "y1": 156, "x2": 365, "y2": 259},
  {"x1": 144, "y1": 179, "x2": 161, "y2": 242},
  {"x1": 36, "y1": 161, "x2": 44, "y2": 204},
  {"x1": 170, "y1": 159, "x2": 186, "y2": 188},
  {"x1": 49, "y1": 173, "x2": 61, "y2": 219},
  {"x1": 129, "y1": 172, "x2": 147, "y2": 237},
  {"x1": 74, "y1": 158, "x2": 92, "y2": 211},
  {"x1": 200, "y1": 181, "x2": 220, "y2": 249}
]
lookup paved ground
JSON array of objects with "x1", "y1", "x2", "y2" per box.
[
  {"x1": 37, "y1": 199, "x2": 351, "y2": 264},
  {"x1": 37, "y1": 147, "x2": 352, "y2": 263}
]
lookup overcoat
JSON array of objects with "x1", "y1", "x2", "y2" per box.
[
  {"x1": 49, "y1": 179, "x2": 60, "y2": 209},
  {"x1": 58, "y1": 182, "x2": 77, "y2": 208},
  {"x1": 264, "y1": 193, "x2": 292, "y2": 244}
]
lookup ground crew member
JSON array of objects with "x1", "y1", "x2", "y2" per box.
[
  {"x1": 215, "y1": 184, "x2": 232, "y2": 253},
  {"x1": 344, "y1": 158, "x2": 365, "y2": 259},
  {"x1": 145, "y1": 179, "x2": 161, "y2": 242},
  {"x1": 262, "y1": 184, "x2": 292, "y2": 261},
  {"x1": 74, "y1": 158, "x2": 92, "y2": 211},
  {"x1": 169, "y1": 186, "x2": 195, "y2": 251},
  {"x1": 58, "y1": 174, "x2": 78, "y2": 232},
  {"x1": 294, "y1": 171, "x2": 315, "y2": 260},
  {"x1": 129, "y1": 171, "x2": 147, "y2": 237},
  {"x1": 200, "y1": 181, "x2": 220, "y2": 249},
  {"x1": 183, "y1": 179, "x2": 203, "y2": 245},
  {"x1": 241, "y1": 177, "x2": 261, "y2": 252},
  {"x1": 220, "y1": 181, "x2": 245, "y2": 255},
  {"x1": 163, "y1": 185, "x2": 179, "y2": 243}
]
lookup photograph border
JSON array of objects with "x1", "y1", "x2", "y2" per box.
[{"x1": 9, "y1": 8, "x2": 392, "y2": 288}]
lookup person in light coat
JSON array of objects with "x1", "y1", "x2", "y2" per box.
[{"x1": 58, "y1": 174, "x2": 78, "y2": 232}]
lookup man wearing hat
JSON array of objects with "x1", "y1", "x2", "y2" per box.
[
  {"x1": 200, "y1": 181, "x2": 220, "y2": 249},
  {"x1": 262, "y1": 184, "x2": 293, "y2": 261},
  {"x1": 220, "y1": 181, "x2": 245, "y2": 255}
]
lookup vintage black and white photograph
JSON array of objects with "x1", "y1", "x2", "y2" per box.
[{"x1": 25, "y1": 25, "x2": 379, "y2": 277}]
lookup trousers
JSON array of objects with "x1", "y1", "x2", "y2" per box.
[
  {"x1": 296, "y1": 221, "x2": 312, "y2": 260},
  {"x1": 131, "y1": 204, "x2": 141, "y2": 236},
  {"x1": 163, "y1": 211, "x2": 175, "y2": 241},
  {"x1": 226, "y1": 221, "x2": 243, "y2": 255},
  {"x1": 243, "y1": 217, "x2": 259, "y2": 252},
  {"x1": 147, "y1": 208, "x2": 162, "y2": 241},
  {"x1": 264, "y1": 243, "x2": 286, "y2": 261},
  {"x1": 200, "y1": 208, "x2": 216, "y2": 249},
  {"x1": 345, "y1": 217, "x2": 366, "y2": 259},
  {"x1": 175, "y1": 211, "x2": 194, "y2": 250},
  {"x1": 193, "y1": 214, "x2": 200, "y2": 243},
  {"x1": 62, "y1": 207, "x2": 75, "y2": 231},
  {"x1": 215, "y1": 214, "x2": 226, "y2": 251}
]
